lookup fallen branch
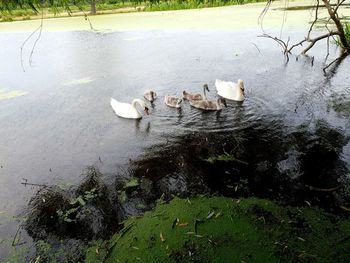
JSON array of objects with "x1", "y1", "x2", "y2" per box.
[
  {"x1": 21, "y1": 178, "x2": 48, "y2": 188},
  {"x1": 322, "y1": 51, "x2": 349, "y2": 73},
  {"x1": 305, "y1": 184, "x2": 341, "y2": 192}
]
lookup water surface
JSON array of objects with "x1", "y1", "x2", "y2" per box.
[{"x1": 0, "y1": 7, "x2": 350, "y2": 260}]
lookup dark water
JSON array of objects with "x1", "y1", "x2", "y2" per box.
[{"x1": 0, "y1": 29, "x2": 349, "y2": 260}]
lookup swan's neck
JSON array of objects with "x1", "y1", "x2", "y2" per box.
[
  {"x1": 203, "y1": 86, "x2": 207, "y2": 100},
  {"x1": 216, "y1": 98, "x2": 222, "y2": 110},
  {"x1": 132, "y1": 99, "x2": 145, "y2": 108}
]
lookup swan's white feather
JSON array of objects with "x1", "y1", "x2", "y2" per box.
[
  {"x1": 110, "y1": 97, "x2": 142, "y2": 119},
  {"x1": 215, "y1": 79, "x2": 245, "y2": 102}
]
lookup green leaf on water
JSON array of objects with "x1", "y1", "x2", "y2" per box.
[
  {"x1": 124, "y1": 178, "x2": 139, "y2": 188},
  {"x1": 0, "y1": 88, "x2": 27, "y2": 100}
]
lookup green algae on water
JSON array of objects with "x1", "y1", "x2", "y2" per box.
[
  {"x1": 0, "y1": 88, "x2": 27, "y2": 100},
  {"x1": 86, "y1": 196, "x2": 350, "y2": 262},
  {"x1": 63, "y1": 77, "x2": 94, "y2": 86}
]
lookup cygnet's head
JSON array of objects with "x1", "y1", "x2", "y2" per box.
[{"x1": 203, "y1": 84, "x2": 210, "y2": 92}]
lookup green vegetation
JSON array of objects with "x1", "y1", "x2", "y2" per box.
[
  {"x1": 0, "y1": 0, "x2": 267, "y2": 22},
  {"x1": 334, "y1": 22, "x2": 350, "y2": 48},
  {"x1": 57, "y1": 188, "x2": 97, "y2": 223},
  {"x1": 86, "y1": 196, "x2": 350, "y2": 263},
  {"x1": 144, "y1": 0, "x2": 263, "y2": 12}
]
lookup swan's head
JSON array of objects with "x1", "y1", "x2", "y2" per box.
[
  {"x1": 203, "y1": 84, "x2": 210, "y2": 92},
  {"x1": 177, "y1": 98, "x2": 182, "y2": 106},
  {"x1": 237, "y1": 79, "x2": 245, "y2": 95}
]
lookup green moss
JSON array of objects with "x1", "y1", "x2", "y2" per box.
[{"x1": 86, "y1": 197, "x2": 350, "y2": 262}]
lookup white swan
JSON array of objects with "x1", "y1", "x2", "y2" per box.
[
  {"x1": 110, "y1": 97, "x2": 149, "y2": 119},
  {"x1": 183, "y1": 84, "x2": 210, "y2": 101},
  {"x1": 189, "y1": 97, "x2": 227, "y2": 111},
  {"x1": 215, "y1": 79, "x2": 245, "y2": 101},
  {"x1": 164, "y1": 95, "x2": 182, "y2": 108},
  {"x1": 144, "y1": 89, "x2": 157, "y2": 103}
]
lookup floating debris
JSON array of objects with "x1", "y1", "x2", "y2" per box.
[{"x1": 63, "y1": 77, "x2": 94, "y2": 86}]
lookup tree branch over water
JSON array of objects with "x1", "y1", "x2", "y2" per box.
[{"x1": 259, "y1": 0, "x2": 350, "y2": 73}]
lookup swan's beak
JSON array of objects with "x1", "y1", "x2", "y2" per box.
[{"x1": 144, "y1": 107, "x2": 149, "y2": 115}]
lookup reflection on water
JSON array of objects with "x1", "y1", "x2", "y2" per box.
[{"x1": 0, "y1": 29, "x2": 349, "y2": 260}]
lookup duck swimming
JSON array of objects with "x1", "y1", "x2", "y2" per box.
[
  {"x1": 189, "y1": 97, "x2": 227, "y2": 111},
  {"x1": 183, "y1": 84, "x2": 210, "y2": 101},
  {"x1": 144, "y1": 90, "x2": 157, "y2": 103},
  {"x1": 110, "y1": 98, "x2": 149, "y2": 119},
  {"x1": 164, "y1": 95, "x2": 182, "y2": 108},
  {"x1": 215, "y1": 79, "x2": 245, "y2": 101}
]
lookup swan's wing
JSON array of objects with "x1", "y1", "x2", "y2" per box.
[{"x1": 215, "y1": 80, "x2": 238, "y2": 100}]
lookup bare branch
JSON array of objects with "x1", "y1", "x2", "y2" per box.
[
  {"x1": 258, "y1": 34, "x2": 288, "y2": 52},
  {"x1": 307, "y1": 0, "x2": 320, "y2": 39},
  {"x1": 302, "y1": 31, "x2": 339, "y2": 54},
  {"x1": 288, "y1": 39, "x2": 307, "y2": 53},
  {"x1": 322, "y1": 0, "x2": 350, "y2": 51},
  {"x1": 323, "y1": 52, "x2": 348, "y2": 73}
]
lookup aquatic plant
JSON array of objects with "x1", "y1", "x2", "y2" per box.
[
  {"x1": 86, "y1": 196, "x2": 350, "y2": 262},
  {"x1": 335, "y1": 22, "x2": 350, "y2": 49}
]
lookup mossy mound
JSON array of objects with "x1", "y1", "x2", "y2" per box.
[{"x1": 86, "y1": 197, "x2": 350, "y2": 263}]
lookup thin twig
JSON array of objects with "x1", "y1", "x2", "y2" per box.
[
  {"x1": 250, "y1": 42, "x2": 261, "y2": 54},
  {"x1": 288, "y1": 39, "x2": 306, "y2": 53},
  {"x1": 258, "y1": 0, "x2": 273, "y2": 32},
  {"x1": 81, "y1": 9, "x2": 95, "y2": 30},
  {"x1": 29, "y1": 10, "x2": 43, "y2": 67},
  {"x1": 20, "y1": 25, "x2": 41, "y2": 72},
  {"x1": 307, "y1": 0, "x2": 320, "y2": 39},
  {"x1": 12, "y1": 226, "x2": 21, "y2": 246},
  {"x1": 325, "y1": 34, "x2": 330, "y2": 61},
  {"x1": 21, "y1": 178, "x2": 48, "y2": 188}
]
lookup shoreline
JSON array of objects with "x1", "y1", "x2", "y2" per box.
[{"x1": 1, "y1": 1, "x2": 343, "y2": 32}]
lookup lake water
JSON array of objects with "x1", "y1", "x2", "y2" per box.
[{"x1": 1, "y1": 3, "x2": 350, "y2": 261}]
